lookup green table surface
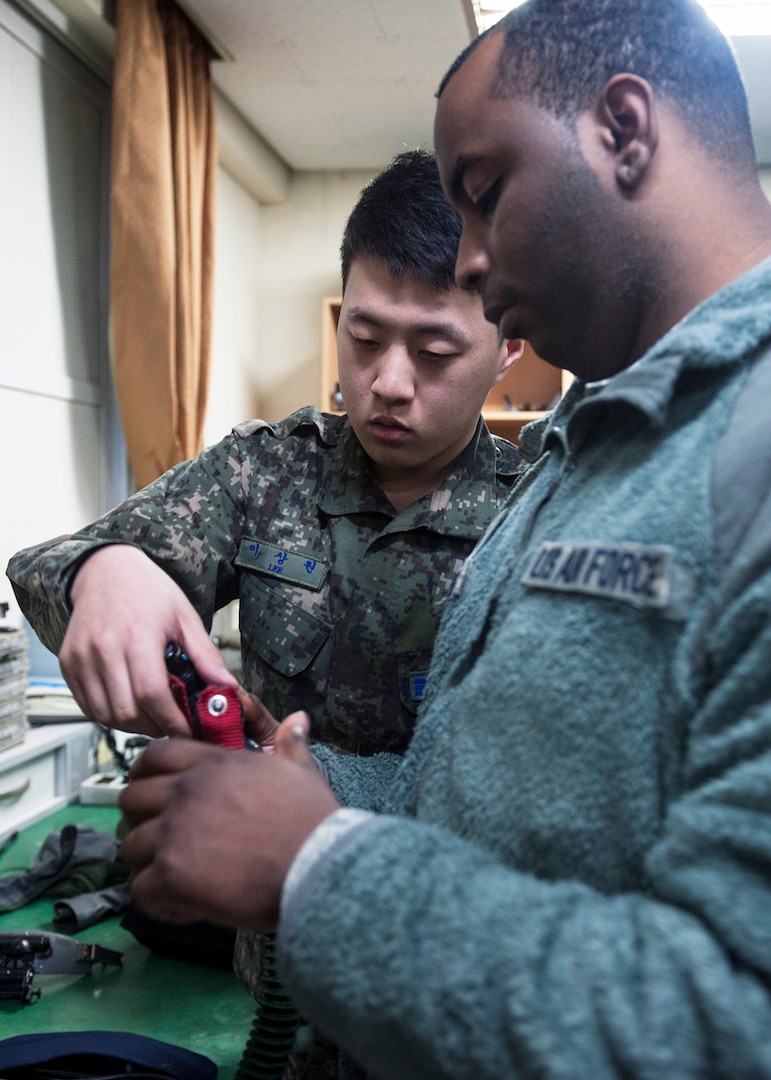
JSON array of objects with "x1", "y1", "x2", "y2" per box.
[{"x1": 0, "y1": 803, "x2": 256, "y2": 1076}]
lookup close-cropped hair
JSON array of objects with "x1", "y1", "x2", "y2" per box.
[
  {"x1": 340, "y1": 149, "x2": 463, "y2": 293},
  {"x1": 439, "y1": 0, "x2": 756, "y2": 174}
]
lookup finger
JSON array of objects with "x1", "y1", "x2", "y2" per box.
[
  {"x1": 125, "y1": 629, "x2": 206, "y2": 737},
  {"x1": 239, "y1": 688, "x2": 279, "y2": 748},
  {"x1": 121, "y1": 826, "x2": 208, "y2": 924},
  {"x1": 62, "y1": 630, "x2": 189, "y2": 738},
  {"x1": 119, "y1": 742, "x2": 225, "y2": 833},
  {"x1": 60, "y1": 633, "x2": 133, "y2": 730},
  {"x1": 60, "y1": 662, "x2": 108, "y2": 727},
  {"x1": 179, "y1": 620, "x2": 239, "y2": 691},
  {"x1": 118, "y1": 772, "x2": 180, "y2": 830},
  {"x1": 131, "y1": 878, "x2": 206, "y2": 924},
  {"x1": 105, "y1": 650, "x2": 181, "y2": 737},
  {"x1": 124, "y1": 735, "x2": 216, "y2": 781},
  {"x1": 118, "y1": 812, "x2": 160, "y2": 868},
  {"x1": 128, "y1": 649, "x2": 194, "y2": 738},
  {"x1": 273, "y1": 711, "x2": 315, "y2": 768}
]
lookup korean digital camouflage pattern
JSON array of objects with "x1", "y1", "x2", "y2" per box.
[{"x1": 9, "y1": 407, "x2": 521, "y2": 755}]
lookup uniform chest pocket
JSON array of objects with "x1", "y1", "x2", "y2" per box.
[{"x1": 239, "y1": 572, "x2": 331, "y2": 677}]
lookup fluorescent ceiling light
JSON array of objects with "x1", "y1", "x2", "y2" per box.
[
  {"x1": 472, "y1": 2, "x2": 771, "y2": 36},
  {"x1": 704, "y1": 3, "x2": 771, "y2": 35},
  {"x1": 472, "y1": 1, "x2": 527, "y2": 33}
]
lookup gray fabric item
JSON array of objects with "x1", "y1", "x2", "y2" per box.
[
  {"x1": 53, "y1": 882, "x2": 132, "y2": 932},
  {"x1": 0, "y1": 825, "x2": 119, "y2": 913}
]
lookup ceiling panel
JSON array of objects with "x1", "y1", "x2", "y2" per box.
[
  {"x1": 184, "y1": 0, "x2": 771, "y2": 171},
  {"x1": 186, "y1": 0, "x2": 475, "y2": 171}
]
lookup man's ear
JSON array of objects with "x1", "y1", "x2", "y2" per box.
[
  {"x1": 495, "y1": 338, "x2": 525, "y2": 384},
  {"x1": 597, "y1": 74, "x2": 658, "y2": 192}
]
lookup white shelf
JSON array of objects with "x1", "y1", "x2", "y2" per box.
[{"x1": 0, "y1": 722, "x2": 95, "y2": 840}]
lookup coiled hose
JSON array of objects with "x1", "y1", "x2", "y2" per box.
[{"x1": 234, "y1": 933, "x2": 302, "y2": 1080}]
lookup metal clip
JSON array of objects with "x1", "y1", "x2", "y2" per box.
[{"x1": 0, "y1": 931, "x2": 122, "y2": 1003}]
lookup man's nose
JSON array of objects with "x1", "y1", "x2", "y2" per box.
[
  {"x1": 455, "y1": 228, "x2": 490, "y2": 292},
  {"x1": 372, "y1": 347, "x2": 415, "y2": 402}
]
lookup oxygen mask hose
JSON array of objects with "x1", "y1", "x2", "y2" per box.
[{"x1": 234, "y1": 933, "x2": 304, "y2": 1080}]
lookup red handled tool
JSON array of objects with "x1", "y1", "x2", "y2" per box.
[{"x1": 164, "y1": 642, "x2": 246, "y2": 749}]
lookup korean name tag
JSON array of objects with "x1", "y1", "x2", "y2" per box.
[{"x1": 236, "y1": 538, "x2": 328, "y2": 590}]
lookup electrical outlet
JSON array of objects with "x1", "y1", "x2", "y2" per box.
[{"x1": 79, "y1": 772, "x2": 127, "y2": 806}]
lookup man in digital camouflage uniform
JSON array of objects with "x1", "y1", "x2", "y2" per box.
[
  {"x1": 7, "y1": 149, "x2": 522, "y2": 753},
  {"x1": 7, "y1": 149, "x2": 523, "y2": 1077}
]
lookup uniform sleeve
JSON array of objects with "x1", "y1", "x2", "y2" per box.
[
  {"x1": 6, "y1": 434, "x2": 250, "y2": 654},
  {"x1": 276, "y1": 565, "x2": 771, "y2": 1079}
]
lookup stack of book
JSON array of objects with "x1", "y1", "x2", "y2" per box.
[{"x1": 0, "y1": 623, "x2": 28, "y2": 752}]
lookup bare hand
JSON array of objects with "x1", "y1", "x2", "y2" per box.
[
  {"x1": 60, "y1": 545, "x2": 237, "y2": 737},
  {"x1": 118, "y1": 712, "x2": 339, "y2": 928}
]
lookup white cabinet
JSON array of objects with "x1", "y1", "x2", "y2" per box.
[{"x1": 0, "y1": 724, "x2": 95, "y2": 840}]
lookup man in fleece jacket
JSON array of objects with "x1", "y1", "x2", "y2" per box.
[{"x1": 119, "y1": 1, "x2": 771, "y2": 1076}]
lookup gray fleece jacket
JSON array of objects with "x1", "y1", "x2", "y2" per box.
[{"x1": 278, "y1": 256, "x2": 771, "y2": 1079}]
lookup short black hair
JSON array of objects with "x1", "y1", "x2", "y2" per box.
[
  {"x1": 340, "y1": 149, "x2": 463, "y2": 293},
  {"x1": 439, "y1": 0, "x2": 756, "y2": 174}
]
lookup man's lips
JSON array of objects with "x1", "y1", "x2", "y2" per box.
[
  {"x1": 370, "y1": 416, "x2": 411, "y2": 442},
  {"x1": 484, "y1": 294, "x2": 525, "y2": 340},
  {"x1": 484, "y1": 299, "x2": 510, "y2": 331}
]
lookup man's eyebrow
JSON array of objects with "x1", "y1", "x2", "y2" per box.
[
  {"x1": 345, "y1": 308, "x2": 383, "y2": 328},
  {"x1": 414, "y1": 321, "x2": 468, "y2": 341},
  {"x1": 346, "y1": 308, "x2": 468, "y2": 342}
]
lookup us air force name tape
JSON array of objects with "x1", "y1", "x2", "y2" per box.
[{"x1": 521, "y1": 540, "x2": 694, "y2": 615}]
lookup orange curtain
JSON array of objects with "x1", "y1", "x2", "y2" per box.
[{"x1": 110, "y1": 0, "x2": 217, "y2": 490}]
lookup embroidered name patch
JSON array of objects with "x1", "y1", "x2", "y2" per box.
[
  {"x1": 521, "y1": 541, "x2": 677, "y2": 610},
  {"x1": 236, "y1": 538, "x2": 328, "y2": 590}
]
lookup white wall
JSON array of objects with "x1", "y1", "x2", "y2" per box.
[
  {"x1": 257, "y1": 168, "x2": 374, "y2": 423},
  {"x1": 0, "y1": 0, "x2": 121, "y2": 635},
  {"x1": 204, "y1": 166, "x2": 373, "y2": 444},
  {"x1": 759, "y1": 167, "x2": 771, "y2": 203},
  {"x1": 202, "y1": 169, "x2": 265, "y2": 446}
]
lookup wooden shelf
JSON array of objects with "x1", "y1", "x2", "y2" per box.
[{"x1": 320, "y1": 297, "x2": 570, "y2": 443}]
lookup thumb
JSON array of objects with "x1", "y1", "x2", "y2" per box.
[
  {"x1": 238, "y1": 687, "x2": 279, "y2": 750},
  {"x1": 274, "y1": 710, "x2": 315, "y2": 769}
]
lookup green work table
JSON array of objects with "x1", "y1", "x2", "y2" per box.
[{"x1": 0, "y1": 803, "x2": 256, "y2": 1076}]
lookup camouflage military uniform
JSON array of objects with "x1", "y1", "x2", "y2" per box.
[{"x1": 9, "y1": 406, "x2": 521, "y2": 755}]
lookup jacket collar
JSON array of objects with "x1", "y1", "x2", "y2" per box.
[{"x1": 317, "y1": 418, "x2": 516, "y2": 540}]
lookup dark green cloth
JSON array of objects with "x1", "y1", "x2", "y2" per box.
[{"x1": 0, "y1": 823, "x2": 129, "y2": 929}]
